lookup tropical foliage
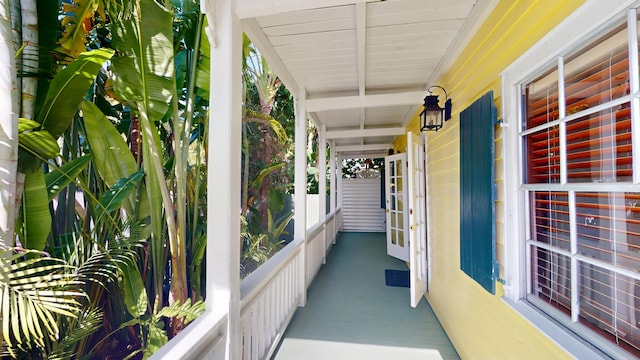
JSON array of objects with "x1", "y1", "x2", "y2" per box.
[
  {"x1": 2, "y1": 0, "x2": 208, "y2": 358},
  {"x1": 240, "y1": 34, "x2": 296, "y2": 277},
  {"x1": 0, "y1": 0, "x2": 301, "y2": 357}
]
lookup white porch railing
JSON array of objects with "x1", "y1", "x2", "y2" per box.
[
  {"x1": 306, "y1": 194, "x2": 320, "y2": 229},
  {"x1": 154, "y1": 208, "x2": 342, "y2": 360},
  {"x1": 239, "y1": 207, "x2": 342, "y2": 359},
  {"x1": 239, "y1": 239, "x2": 305, "y2": 359}
]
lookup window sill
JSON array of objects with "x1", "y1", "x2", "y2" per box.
[{"x1": 502, "y1": 298, "x2": 615, "y2": 359}]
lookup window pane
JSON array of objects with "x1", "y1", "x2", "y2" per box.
[
  {"x1": 565, "y1": 22, "x2": 629, "y2": 113},
  {"x1": 525, "y1": 68, "x2": 559, "y2": 130},
  {"x1": 530, "y1": 246, "x2": 572, "y2": 314},
  {"x1": 566, "y1": 103, "x2": 632, "y2": 183},
  {"x1": 576, "y1": 192, "x2": 640, "y2": 273},
  {"x1": 522, "y1": 10, "x2": 639, "y2": 359},
  {"x1": 530, "y1": 191, "x2": 570, "y2": 250},
  {"x1": 579, "y1": 264, "x2": 640, "y2": 356},
  {"x1": 524, "y1": 125, "x2": 561, "y2": 183}
]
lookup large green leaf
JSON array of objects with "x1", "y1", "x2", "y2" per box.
[
  {"x1": 18, "y1": 128, "x2": 60, "y2": 161},
  {"x1": 106, "y1": 0, "x2": 185, "y2": 308},
  {"x1": 80, "y1": 101, "x2": 137, "y2": 188},
  {"x1": 45, "y1": 155, "x2": 92, "y2": 201},
  {"x1": 95, "y1": 171, "x2": 144, "y2": 221},
  {"x1": 22, "y1": 170, "x2": 51, "y2": 251},
  {"x1": 108, "y1": 0, "x2": 174, "y2": 121},
  {"x1": 195, "y1": 16, "x2": 210, "y2": 98},
  {"x1": 117, "y1": 258, "x2": 147, "y2": 318},
  {"x1": 251, "y1": 162, "x2": 285, "y2": 189},
  {"x1": 59, "y1": 0, "x2": 99, "y2": 58},
  {"x1": 38, "y1": 48, "x2": 114, "y2": 139},
  {"x1": 143, "y1": 324, "x2": 168, "y2": 360}
]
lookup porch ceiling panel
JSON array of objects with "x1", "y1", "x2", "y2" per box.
[
  {"x1": 245, "y1": 0, "x2": 497, "y2": 154},
  {"x1": 315, "y1": 109, "x2": 361, "y2": 128}
]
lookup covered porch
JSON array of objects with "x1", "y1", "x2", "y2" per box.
[
  {"x1": 153, "y1": 0, "x2": 495, "y2": 359},
  {"x1": 273, "y1": 232, "x2": 458, "y2": 360}
]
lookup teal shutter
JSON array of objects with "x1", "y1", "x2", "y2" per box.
[{"x1": 459, "y1": 91, "x2": 496, "y2": 294}]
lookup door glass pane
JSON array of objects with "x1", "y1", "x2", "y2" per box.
[
  {"x1": 397, "y1": 177, "x2": 403, "y2": 191},
  {"x1": 390, "y1": 162, "x2": 395, "y2": 176},
  {"x1": 391, "y1": 195, "x2": 396, "y2": 210},
  {"x1": 397, "y1": 195, "x2": 403, "y2": 211},
  {"x1": 391, "y1": 212, "x2": 397, "y2": 228},
  {"x1": 392, "y1": 229, "x2": 397, "y2": 245},
  {"x1": 398, "y1": 230, "x2": 404, "y2": 247},
  {"x1": 398, "y1": 210, "x2": 403, "y2": 228}
]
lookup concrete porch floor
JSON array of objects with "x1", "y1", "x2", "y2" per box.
[{"x1": 272, "y1": 232, "x2": 459, "y2": 360}]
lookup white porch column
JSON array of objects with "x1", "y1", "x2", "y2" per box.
[
  {"x1": 329, "y1": 140, "x2": 336, "y2": 213},
  {"x1": 206, "y1": 0, "x2": 242, "y2": 358},
  {"x1": 318, "y1": 123, "x2": 327, "y2": 219},
  {"x1": 337, "y1": 156, "x2": 343, "y2": 210},
  {"x1": 294, "y1": 89, "x2": 307, "y2": 306}
]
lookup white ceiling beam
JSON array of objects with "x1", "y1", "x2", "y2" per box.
[
  {"x1": 335, "y1": 144, "x2": 392, "y2": 152},
  {"x1": 356, "y1": 1, "x2": 366, "y2": 96},
  {"x1": 242, "y1": 18, "x2": 300, "y2": 95},
  {"x1": 235, "y1": 0, "x2": 377, "y2": 19},
  {"x1": 326, "y1": 127, "x2": 405, "y2": 139},
  {"x1": 307, "y1": 91, "x2": 425, "y2": 112}
]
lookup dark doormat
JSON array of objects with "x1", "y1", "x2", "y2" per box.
[{"x1": 385, "y1": 269, "x2": 409, "y2": 287}]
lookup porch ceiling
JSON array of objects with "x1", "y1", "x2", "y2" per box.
[{"x1": 238, "y1": 0, "x2": 497, "y2": 154}]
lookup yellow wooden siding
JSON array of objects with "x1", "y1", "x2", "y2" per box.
[{"x1": 394, "y1": 0, "x2": 585, "y2": 358}]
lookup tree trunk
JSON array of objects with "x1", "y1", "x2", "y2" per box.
[
  {"x1": 19, "y1": 0, "x2": 36, "y2": 119},
  {"x1": 0, "y1": 1, "x2": 19, "y2": 247},
  {"x1": 0, "y1": 0, "x2": 19, "y2": 353}
]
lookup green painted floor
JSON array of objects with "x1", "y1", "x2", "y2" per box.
[{"x1": 272, "y1": 232, "x2": 460, "y2": 360}]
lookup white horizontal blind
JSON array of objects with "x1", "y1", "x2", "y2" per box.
[
  {"x1": 341, "y1": 178, "x2": 385, "y2": 232},
  {"x1": 523, "y1": 11, "x2": 640, "y2": 357}
]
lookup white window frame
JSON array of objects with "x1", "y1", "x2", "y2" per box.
[{"x1": 501, "y1": 0, "x2": 640, "y2": 358}]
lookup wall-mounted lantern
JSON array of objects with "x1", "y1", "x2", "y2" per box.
[{"x1": 420, "y1": 85, "x2": 452, "y2": 132}]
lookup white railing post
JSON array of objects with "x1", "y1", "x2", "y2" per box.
[
  {"x1": 337, "y1": 156, "x2": 343, "y2": 210},
  {"x1": 318, "y1": 124, "x2": 327, "y2": 261},
  {"x1": 329, "y1": 140, "x2": 336, "y2": 214},
  {"x1": 294, "y1": 89, "x2": 307, "y2": 306},
  {"x1": 207, "y1": 0, "x2": 242, "y2": 358},
  {"x1": 319, "y1": 123, "x2": 327, "y2": 220}
]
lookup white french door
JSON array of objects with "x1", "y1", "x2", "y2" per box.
[
  {"x1": 385, "y1": 153, "x2": 409, "y2": 262},
  {"x1": 407, "y1": 132, "x2": 428, "y2": 308}
]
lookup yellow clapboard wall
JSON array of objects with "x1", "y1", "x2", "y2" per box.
[{"x1": 395, "y1": 0, "x2": 584, "y2": 358}]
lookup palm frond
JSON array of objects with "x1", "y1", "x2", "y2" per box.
[
  {"x1": 48, "y1": 307, "x2": 103, "y2": 360},
  {"x1": 0, "y1": 250, "x2": 84, "y2": 350},
  {"x1": 156, "y1": 299, "x2": 205, "y2": 324}
]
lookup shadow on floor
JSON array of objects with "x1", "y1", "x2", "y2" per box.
[{"x1": 272, "y1": 232, "x2": 459, "y2": 360}]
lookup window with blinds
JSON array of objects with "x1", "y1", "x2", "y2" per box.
[{"x1": 523, "y1": 12, "x2": 640, "y2": 358}]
